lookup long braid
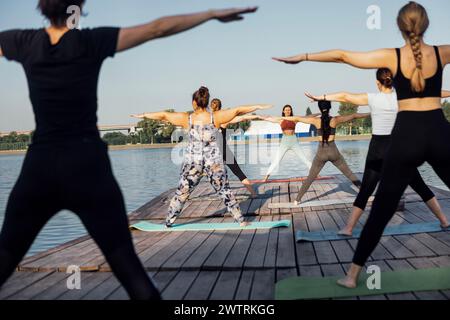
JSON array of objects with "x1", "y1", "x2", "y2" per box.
[
  {"x1": 409, "y1": 31, "x2": 425, "y2": 92},
  {"x1": 397, "y1": 1, "x2": 429, "y2": 93},
  {"x1": 320, "y1": 110, "x2": 331, "y2": 146}
]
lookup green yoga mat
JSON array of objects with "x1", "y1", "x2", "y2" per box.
[
  {"x1": 130, "y1": 220, "x2": 291, "y2": 232},
  {"x1": 296, "y1": 222, "x2": 450, "y2": 242},
  {"x1": 276, "y1": 267, "x2": 450, "y2": 300}
]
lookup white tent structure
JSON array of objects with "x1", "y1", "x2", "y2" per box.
[{"x1": 243, "y1": 120, "x2": 313, "y2": 139}]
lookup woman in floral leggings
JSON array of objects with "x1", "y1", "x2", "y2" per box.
[{"x1": 132, "y1": 86, "x2": 272, "y2": 227}]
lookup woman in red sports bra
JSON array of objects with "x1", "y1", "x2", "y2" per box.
[
  {"x1": 274, "y1": 1, "x2": 450, "y2": 288},
  {"x1": 262, "y1": 105, "x2": 315, "y2": 182}
]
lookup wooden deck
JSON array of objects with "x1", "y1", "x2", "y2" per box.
[{"x1": 2, "y1": 174, "x2": 450, "y2": 300}]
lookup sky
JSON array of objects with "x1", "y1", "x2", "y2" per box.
[{"x1": 1, "y1": 0, "x2": 449, "y2": 132}]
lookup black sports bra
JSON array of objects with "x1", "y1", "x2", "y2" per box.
[{"x1": 394, "y1": 46, "x2": 443, "y2": 101}]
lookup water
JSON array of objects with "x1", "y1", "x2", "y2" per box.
[{"x1": 0, "y1": 140, "x2": 447, "y2": 256}]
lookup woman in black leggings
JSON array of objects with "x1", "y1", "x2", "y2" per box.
[
  {"x1": 274, "y1": 1, "x2": 450, "y2": 288},
  {"x1": 306, "y1": 69, "x2": 449, "y2": 236},
  {"x1": 0, "y1": 0, "x2": 257, "y2": 299},
  {"x1": 210, "y1": 98, "x2": 265, "y2": 197}
]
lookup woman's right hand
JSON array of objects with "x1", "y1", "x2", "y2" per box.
[{"x1": 130, "y1": 114, "x2": 145, "y2": 119}]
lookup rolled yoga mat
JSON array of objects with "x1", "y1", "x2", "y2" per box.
[
  {"x1": 130, "y1": 220, "x2": 291, "y2": 232},
  {"x1": 275, "y1": 267, "x2": 450, "y2": 300},
  {"x1": 296, "y1": 221, "x2": 450, "y2": 242}
]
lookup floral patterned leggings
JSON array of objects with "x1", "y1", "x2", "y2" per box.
[{"x1": 167, "y1": 141, "x2": 244, "y2": 226}]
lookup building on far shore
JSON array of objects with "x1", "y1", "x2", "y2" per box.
[{"x1": 229, "y1": 120, "x2": 315, "y2": 141}]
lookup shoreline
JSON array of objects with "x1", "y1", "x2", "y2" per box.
[{"x1": 0, "y1": 134, "x2": 372, "y2": 155}]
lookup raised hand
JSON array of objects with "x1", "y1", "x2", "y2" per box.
[
  {"x1": 305, "y1": 92, "x2": 323, "y2": 102},
  {"x1": 131, "y1": 114, "x2": 145, "y2": 119},
  {"x1": 272, "y1": 55, "x2": 304, "y2": 65},
  {"x1": 213, "y1": 7, "x2": 258, "y2": 23}
]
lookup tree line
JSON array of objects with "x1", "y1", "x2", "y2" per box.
[{"x1": 2, "y1": 101, "x2": 450, "y2": 150}]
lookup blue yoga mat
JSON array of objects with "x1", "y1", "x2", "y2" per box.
[
  {"x1": 296, "y1": 222, "x2": 449, "y2": 242},
  {"x1": 131, "y1": 220, "x2": 291, "y2": 232}
]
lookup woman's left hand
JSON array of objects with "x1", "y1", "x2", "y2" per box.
[{"x1": 305, "y1": 92, "x2": 323, "y2": 102}]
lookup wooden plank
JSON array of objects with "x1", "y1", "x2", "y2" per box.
[
  {"x1": 81, "y1": 274, "x2": 120, "y2": 300},
  {"x1": 379, "y1": 236, "x2": 415, "y2": 259},
  {"x1": 144, "y1": 230, "x2": 203, "y2": 270},
  {"x1": 0, "y1": 271, "x2": 55, "y2": 299},
  {"x1": 276, "y1": 215, "x2": 296, "y2": 268},
  {"x1": 184, "y1": 271, "x2": 220, "y2": 300},
  {"x1": 209, "y1": 271, "x2": 242, "y2": 300},
  {"x1": 234, "y1": 270, "x2": 254, "y2": 300},
  {"x1": 162, "y1": 218, "x2": 224, "y2": 270},
  {"x1": 393, "y1": 234, "x2": 436, "y2": 257},
  {"x1": 7, "y1": 272, "x2": 69, "y2": 300},
  {"x1": 57, "y1": 272, "x2": 111, "y2": 300},
  {"x1": 276, "y1": 268, "x2": 297, "y2": 283},
  {"x1": 250, "y1": 269, "x2": 275, "y2": 300},
  {"x1": 161, "y1": 270, "x2": 200, "y2": 300},
  {"x1": 413, "y1": 233, "x2": 450, "y2": 256},
  {"x1": 244, "y1": 216, "x2": 273, "y2": 268},
  {"x1": 294, "y1": 213, "x2": 318, "y2": 266},
  {"x1": 222, "y1": 217, "x2": 259, "y2": 270}
]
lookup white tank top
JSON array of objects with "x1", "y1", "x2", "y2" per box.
[{"x1": 367, "y1": 91, "x2": 398, "y2": 135}]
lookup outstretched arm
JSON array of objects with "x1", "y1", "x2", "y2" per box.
[
  {"x1": 117, "y1": 7, "x2": 257, "y2": 52},
  {"x1": 221, "y1": 114, "x2": 267, "y2": 127},
  {"x1": 215, "y1": 104, "x2": 272, "y2": 126},
  {"x1": 335, "y1": 113, "x2": 371, "y2": 125},
  {"x1": 305, "y1": 92, "x2": 369, "y2": 106},
  {"x1": 442, "y1": 90, "x2": 450, "y2": 98},
  {"x1": 273, "y1": 48, "x2": 395, "y2": 70},
  {"x1": 131, "y1": 111, "x2": 188, "y2": 128},
  {"x1": 440, "y1": 45, "x2": 450, "y2": 66}
]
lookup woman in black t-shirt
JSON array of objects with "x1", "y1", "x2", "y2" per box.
[{"x1": 0, "y1": 0, "x2": 257, "y2": 300}]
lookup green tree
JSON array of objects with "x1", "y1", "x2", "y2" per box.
[
  {"x1": 102, "y1": 132, "x2": 128, "y2": 145},
  {"x1": 137, "y1": 109, "x2": 177, "y2": 144},
  {"x1": 337, "y1": 103, "x2": 358, "y2": 135},
  {"x1": 305, "y1": 107, "x2": 312, "y2": 116}
]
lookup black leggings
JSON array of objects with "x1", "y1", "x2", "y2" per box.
[
  {"x1": 353, "y1": 135, "x2": 435, "y2": 210},
  {"x1": 353, "y1": 110, "x2": 450, "y2": 266},
  {"x1": 223, "y1": 144, "x2": 248, "y2": 182},
  {"x1": 0, "y1": 138, "x2": 160, "y2": 300}
]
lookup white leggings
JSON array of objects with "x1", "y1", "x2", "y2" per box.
[{"x1": 266, "y1": 135, "x2": 312, "y2": 176}]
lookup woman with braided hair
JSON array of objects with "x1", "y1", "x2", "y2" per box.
[
  {"x1": 274, "y1": 1, "x2": 450, "y2": 288},
  {"x1": 273, "y1": 101, "x2": 366, "y2": 204}
]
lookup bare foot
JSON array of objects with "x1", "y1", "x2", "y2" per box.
[
  {"x1": 338, "y1": 228, "x2": 353, "y2": 237},
  {"x1": 242, "y1": 180, "x2": 258, "y2": 198},
  {"x1": 441, "y1": 222, "x2": 450, "y2": 229},
  {"x1": 240, "y1": 221, "x2": 251, "y2": 227},
  {"x1": 337, "y1": 276, "x2": 357, "y2": 289}
]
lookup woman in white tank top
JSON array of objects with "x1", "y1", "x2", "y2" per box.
[{"x1": 306, "y1": 68, "x2": 449, "y2": 235}]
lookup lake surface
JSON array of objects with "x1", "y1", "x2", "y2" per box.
[{"x1": 0, "y1": 140, "x2": 447, "y2": 255}]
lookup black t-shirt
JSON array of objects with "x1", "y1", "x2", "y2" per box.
[{"x1": 0, "y1": 27, "x2": 120, "y2": 143}]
